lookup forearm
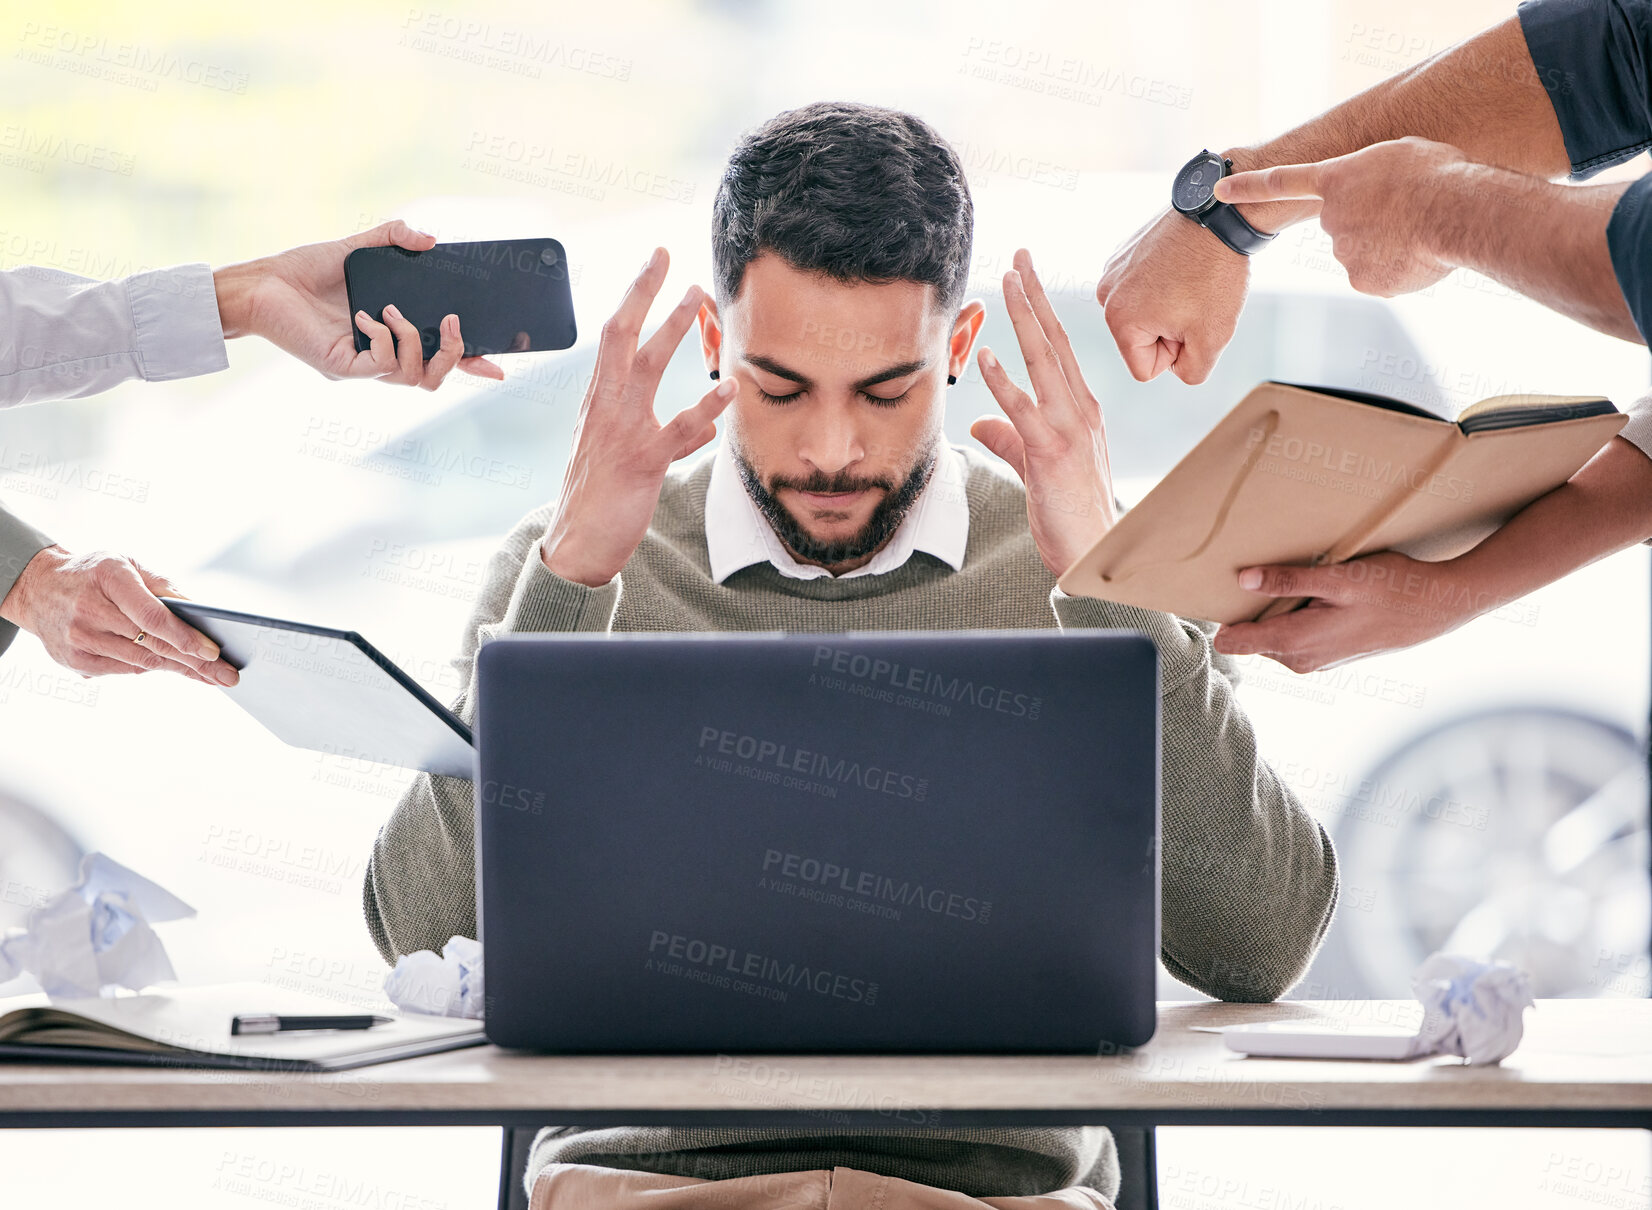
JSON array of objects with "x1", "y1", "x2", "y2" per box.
[
  {"x1": 1425, "y1": 162, "x2": 1637, "y2": 339},
  {"x1": 1227, "y1": 16, "x2": 1567, "y2": 234},
  {"x1": 1438, "y1": 435, "x2": 1652, "y2": 619}
]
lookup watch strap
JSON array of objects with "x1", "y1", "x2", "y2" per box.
[{"x1": 1202, "y1": 201, "x2": 1276, "y2": 256}]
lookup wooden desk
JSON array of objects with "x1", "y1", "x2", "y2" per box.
[{"x1": 3, "y1": 1000, "x2": 1648, "y2": 1210}]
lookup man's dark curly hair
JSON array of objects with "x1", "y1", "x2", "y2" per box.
[{"x1": 711, "y1": 101, "x2": 974, "y2": 312}]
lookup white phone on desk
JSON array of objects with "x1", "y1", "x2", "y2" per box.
[{"x1": 1198, "y1": 1022, "x2": 1422, "y2": 1060}]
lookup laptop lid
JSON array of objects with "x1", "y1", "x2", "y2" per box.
[{"x1": 475, "y1": 629, "x2": 1159, "y2": 1053}]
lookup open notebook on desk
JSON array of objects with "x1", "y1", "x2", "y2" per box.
[{"x1": 0, "y1": 982, "x2": 484, "y2": 1071}]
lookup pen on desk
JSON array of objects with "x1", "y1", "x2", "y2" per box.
[{"x1": 231, "y1": 1013, "x2": 392, "y2": 1035}]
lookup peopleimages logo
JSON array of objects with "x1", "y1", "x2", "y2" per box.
[
  {"x1": 762, "y1": 849, "x2": 992, "y2": 924},
  {"x1": 810, "y1": 645, "x2": 1042, "y2": 719},
  {"x1": 1242, "y1": 425, "x2": 1474, "y2": 503},
  {"x1": 647, "y1": 930, "x2": 879, "y2": 1006},
  {"x1": 697, "y1": 726, "x2": 929, "y2": 801}
]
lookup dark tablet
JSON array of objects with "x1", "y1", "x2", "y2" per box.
[{"x1": 164, "y1": 600, "x2": 473, "y2": 779}]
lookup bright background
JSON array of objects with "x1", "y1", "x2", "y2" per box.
[{"x1": 0, "y1": 0, "x2": 1648, "y2": 1206}]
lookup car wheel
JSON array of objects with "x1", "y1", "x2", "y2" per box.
[{"x1": 1325, "y1": 706, "x2": 1649, "y2": 999}]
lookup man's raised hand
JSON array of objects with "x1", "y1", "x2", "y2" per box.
[
  {"x1": 538, "y1": 247, "x2": 736, "y2": 588},
  {"x1": 972, "y1": 249, "x2": 1119, "y2": 577}
]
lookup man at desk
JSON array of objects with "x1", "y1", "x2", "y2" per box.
[{"x1": 364, "y1": 102, "x2": 1339, "y2": 1206}]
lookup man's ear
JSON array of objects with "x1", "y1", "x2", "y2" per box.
[
  {"x1": 698, "y1": 297, "x2": 723, "y2": 376},
  {"x1": 948, "y1": 300, "x2": 986, "y2": 380}
]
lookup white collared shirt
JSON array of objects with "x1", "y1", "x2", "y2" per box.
[{"x1": 704, "y1": 441, "x2": 970, "y2": 583}]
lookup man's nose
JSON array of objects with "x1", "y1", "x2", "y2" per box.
[{"x1": 796, "y1": 400, "x2": 863, "y2": 475}]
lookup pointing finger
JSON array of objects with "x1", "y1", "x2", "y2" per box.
[{"x1": 1213, "y1": 162, "x2": 1327, "y2": 208}]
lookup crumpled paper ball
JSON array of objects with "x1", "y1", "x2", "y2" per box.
[
  {"x1": 1411, "y1": 953, "x2": 1534, "y2": 1065},
  {"x1": 0, "y1": 852, "x2": 195, "y2": 998},
  {"x1": 383, "y1": 935, "x2": 484, "y2": 1019}
]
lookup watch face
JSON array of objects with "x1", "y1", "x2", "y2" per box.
[{"x1": 1172, "y1": 152, "x2": 1225, "y2": 215}]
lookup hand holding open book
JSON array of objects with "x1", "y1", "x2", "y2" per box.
[{"x1": 1057, "y1": 381, "x2": 1624, "y2": 624}]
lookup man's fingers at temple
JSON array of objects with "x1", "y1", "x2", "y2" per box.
[
  {"x1": 969, "y1": 416, "x2": 1026, "y2": 478},
  {"x1": 1213, "y1": 163, "x2": 1327, "y2": 207},
  {"x1": 597, "y1": 247, "x2": 671, "y2": 374},
  {"x1": 661, "y1": 378, "x2": 737, "y2": 459},
  {"x1": 633, "y1": 285, "x2": 705, "y2": 393},
  {"x1": 1012, "y1": 250, "x2": 1091, "y2": 406},
  {"x1": 976, "y1": 347, "x2": 1053, "y2": 447},
  {"x1": 673, "y1": 421, "x2": 721, "y2": 462},
  {"x1": 1000, "y1": 271, "x2": 1076, "y2": 423},
  {"x1": 1237, "y1": 563, "x2": 1351, "y2": 601}
]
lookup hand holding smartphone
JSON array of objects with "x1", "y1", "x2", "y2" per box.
[{"x1": 344, "y1": 238, "x2": 578, "y2": 359}]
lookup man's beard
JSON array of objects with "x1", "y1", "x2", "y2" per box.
[{"x1": 734, "y1": 439, "x2": 938, "y2": 569}]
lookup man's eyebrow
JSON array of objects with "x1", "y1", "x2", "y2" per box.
[
  {"x1": 743, "y1": 353, "x2": 812, "y2": 388},
  {"x1": 853, "y1": 359, "x2": 928, "y2": 390},
  {"x1": 742, "y1": 353, "x2": 930, "y2": 391}
]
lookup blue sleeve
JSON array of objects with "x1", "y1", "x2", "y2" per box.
[
  {"x1": 1518, "y1": 0, "x2": 1652, "y2": 178},
  {"x1": 1608, "y1": 173, "x2": 1652, "y2": 340},
  {"x1": 1519, "y1": 1, "x2": 1652, "y2": 341}
]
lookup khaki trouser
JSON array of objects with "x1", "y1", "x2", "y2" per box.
[{"x1": 529, "y1": 1163, "x2": 1114, "y2": 1209}]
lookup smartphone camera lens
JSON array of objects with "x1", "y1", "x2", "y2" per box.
[{"x1": 540, "y1": 247, "x2": 559, "y2": 267}]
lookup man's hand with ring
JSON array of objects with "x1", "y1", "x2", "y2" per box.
[{"x1": 0, "y1": 546, "x2": 239, "y2": 684}]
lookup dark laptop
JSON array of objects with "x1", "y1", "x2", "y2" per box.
[{"x1": 474, "y1": 630, "x2": 1160, "y2": 1053}]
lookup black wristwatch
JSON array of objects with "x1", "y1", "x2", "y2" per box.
[{"x1": 1171, "y1": 149, "x2": 1276, "y2": 256}]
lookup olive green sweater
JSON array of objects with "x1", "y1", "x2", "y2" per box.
[{"x1": 363, "y1": 445, "x2": 1339, "y2": 1202}]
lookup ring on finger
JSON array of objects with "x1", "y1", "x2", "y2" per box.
[{"x1": 132, "y1": 631, "x2": 147, "y2": 644}]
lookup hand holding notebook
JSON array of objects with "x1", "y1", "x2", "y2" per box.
[{"x1": 1057, "y1": 381, "x2": 1624, "y2": 623}]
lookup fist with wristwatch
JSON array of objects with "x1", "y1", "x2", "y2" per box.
[{"x1": 1171, "y1": 149, "x2": 1276, "y2": 256}]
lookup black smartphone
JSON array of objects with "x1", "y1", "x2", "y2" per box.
[{"x1": 343, "y1": 237, "x2": 577, "y2": 359}]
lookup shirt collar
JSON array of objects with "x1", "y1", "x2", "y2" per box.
[{"x1": 705, "y1": 441, "x2": 969, "y2": 584}]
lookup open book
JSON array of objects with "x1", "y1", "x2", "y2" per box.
[
  {"x1": 1057, "y1": 381, "x2": 1626, "y2": 624},
  {"x1": 0, "y1": 982, "x2": 485, "y2": 1071}
]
